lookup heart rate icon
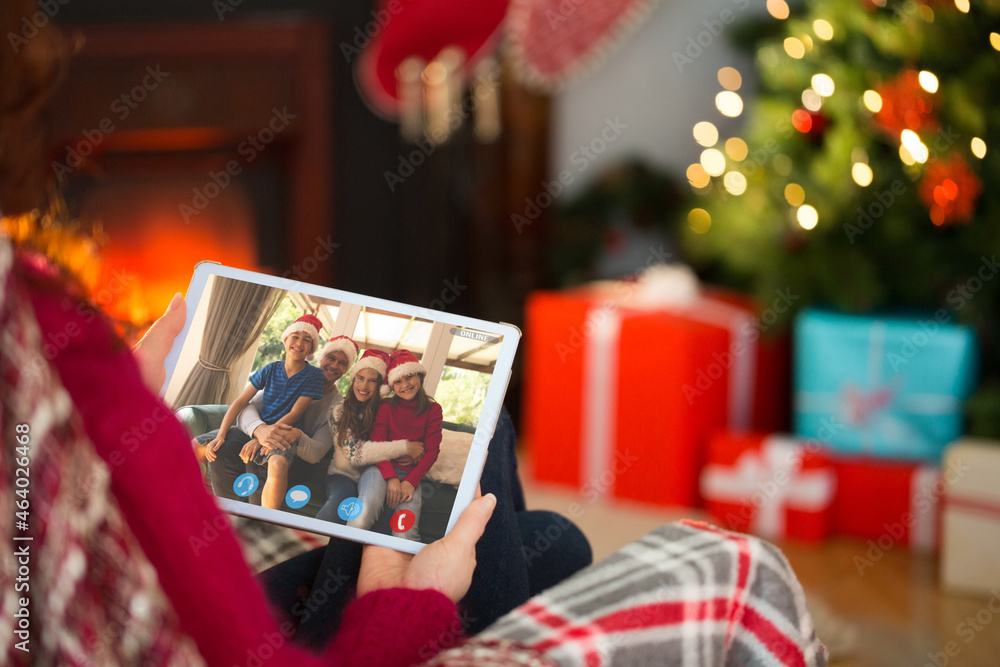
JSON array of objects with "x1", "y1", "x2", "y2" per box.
[{"x1": 391, "y1": 509, "x2": 415, "y2": 534}]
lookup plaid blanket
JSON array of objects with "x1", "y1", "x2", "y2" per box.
[{"x1": 427, "y1": 520, "x2": 828, "y2": 666}]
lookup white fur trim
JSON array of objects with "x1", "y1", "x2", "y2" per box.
[
  {"x1": 387, "y1": 360, "x2": 427, "y2": 388},
  {"x1": 281, "y1": 322, "x2": 321, "y2": 360},
  {"x1": 321, "y1": 337, "x2": 359, "y2": 366},
  {"x1": 380, "y1": 384, "x2": 392, "y2": 398},
  {"x1": 350, "y1": 356, "x2": 387, "y2": 383},
  {"x1": 506, "y1": 0, "x2": 664, "y2": 93}
]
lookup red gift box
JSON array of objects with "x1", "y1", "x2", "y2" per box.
[
  {"x1": 833, "y1": 457, "x2": 942, "y2": 551},
  {"x1": 522, "y1": 282, "x2": 789, "y2": 508},
  {"x1": 700, "y1": 432, "x2": 836, "y2": 541}
]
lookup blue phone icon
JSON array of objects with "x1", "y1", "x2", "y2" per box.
[{"x1": 234, "y1": 473, "x2": 259, "y2": 497}]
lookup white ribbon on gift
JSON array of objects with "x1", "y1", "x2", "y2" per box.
[
  {"x1": 910, "y1": 466, "x2": 941, "y2": 551},
  {"x1": 699, "y1": 436, "x2": 837, "y2": 539},
  {"x1": 580, "y1": 265, "x2": 756, "y2": 496}
]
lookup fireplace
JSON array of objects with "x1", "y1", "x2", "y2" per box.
[{"x1": 47, "y1": 19, "x2": 332, "y2": 327}]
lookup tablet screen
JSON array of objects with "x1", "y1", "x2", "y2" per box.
[{"x1": 162, "y1": 263, "x2": 518, "y2": 553}]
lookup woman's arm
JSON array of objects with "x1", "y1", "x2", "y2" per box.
[{"x1": 343, "y1": 437, "x2": 414, "y2": 467}]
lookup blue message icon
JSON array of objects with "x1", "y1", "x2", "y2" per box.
[
  {"x1": 338, "y1": 497, "x2": 363, "y2": 522},
  {"x1": 234, "y1": 473, "x2": 259, "y2": 497},
  {"x1": 285, "y1": 484, "x2": 311, "y2": 509}
]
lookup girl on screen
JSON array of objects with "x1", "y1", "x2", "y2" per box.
[{"x1": 348, "y1": 349, "x2": 442, "y2": 541}]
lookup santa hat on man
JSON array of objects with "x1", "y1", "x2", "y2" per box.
[
  {"x1": 320, "y1": 334, "x2": 360, "y2": 367},
  {"x1": 281, "y1": 314, "x2": 323, "y2": 360},
  {"x1": 386, "y1": 349, "x2": 427, "y2": 396},
  {"x1": 351, "y1": 349, "x2": 391, "y2": 396}
]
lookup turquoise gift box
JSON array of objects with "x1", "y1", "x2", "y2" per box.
[{"x1": 794, "y1": 308, "x2": 978, "y2": 461}]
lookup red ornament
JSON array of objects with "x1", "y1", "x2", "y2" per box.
[
  {"x1": 873, "y1": 70, "x2": 939, "y2": 137},
  {"x1": 918, "y1": 154, "x2": 982, "y2": 227},
  {"x1": 792, "y1": 109, "x2": 828, "y2": 141}
]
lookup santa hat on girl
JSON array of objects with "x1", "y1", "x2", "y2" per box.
[
  {"x1": 320, "y1": 334, "x2": 360, "y2": 367},
  {"x1": 386, "y1": 349, "x2": 427, "y2": 394},
  {"x1": 281, "y1": 314, "x2": 323, "y2": 360},
  {"x1": 351, "y1": 349, "x2": 391, "y2": 396}
]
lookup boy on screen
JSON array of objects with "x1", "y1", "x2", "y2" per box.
[{"x1": 204, "y1": 314, "x2": 325, "y2": 509}]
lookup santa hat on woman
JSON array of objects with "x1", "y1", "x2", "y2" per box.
[
  {"x1": 386, "y1": 349, "x2": 427, "y2": 395},
  {"x1": 281, "y1": 314, "x2": 323, "y2": 360},
  {"x1": 350, "y1": 349, "x2": 391, "y2": 396},
  {"x1": 320, "y1": 334, "x2": 360, "y2": 367}
]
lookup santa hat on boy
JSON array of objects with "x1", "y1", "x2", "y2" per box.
[
  {"x1": 281, "y1": 314, "x2": 323, "y2": 360},
  {"x1": 386, "y1": 349, "x2": 427, "y2": 396},
  {"x1": 320, "y1": 334, "x2": 360, "y2": 367},
  {"x1": 351, "y1": 349, "x2": 391, "y2": 396}
]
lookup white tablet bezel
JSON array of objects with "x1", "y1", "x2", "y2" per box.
[{"x1": 161, "y1": 261, "x2": 520, "y2": 554}]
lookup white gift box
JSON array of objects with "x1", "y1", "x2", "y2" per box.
[{"x1": 941, "y1": 438, "x2": 1000, "y2": 596}]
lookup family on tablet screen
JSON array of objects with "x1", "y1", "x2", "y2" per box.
[{"x1": 204, "y1": 313, "x2": 443, "y2": 541}]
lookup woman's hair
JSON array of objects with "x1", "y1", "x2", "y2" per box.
[
  {"x1": 391, "y1": 372, "x2": 436, "y2": 415},
  {"x1": 335, "y1": 374, "x2": 382, "y2": 445},
  {"x1": 2, "y1": 0, "x2": 75, "y2": 216}
]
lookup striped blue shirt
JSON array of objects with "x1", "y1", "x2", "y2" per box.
[{"x1": 249, "y1": 361, "x2": 325, "y2": 426}]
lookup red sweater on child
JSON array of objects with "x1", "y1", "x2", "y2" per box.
[{"x1": 374, "y1": 398, "x2": 442, "y2": 487}]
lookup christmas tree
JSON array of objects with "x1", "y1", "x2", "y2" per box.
[{"x1": 682, "y1": 0, "x2": 1000, "y2": 435}]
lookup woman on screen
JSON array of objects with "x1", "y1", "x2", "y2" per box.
[{"x1": 303, "y1": 349, "x2": 423, "y2": 524}]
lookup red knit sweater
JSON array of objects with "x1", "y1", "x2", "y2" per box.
[
  {"x1": 373, "y1": 399, "x2": 443, "y2": 487},
  {"x1": 25, "y1": 262, "x2": 459, "y2": 666}
]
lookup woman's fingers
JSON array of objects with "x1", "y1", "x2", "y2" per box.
[
  {"x1": 132, "y1": 293, "x2": 186, "y2": 392},
  {"x1": 445, "y1": 493, "x2": 496, "y2": 550}
]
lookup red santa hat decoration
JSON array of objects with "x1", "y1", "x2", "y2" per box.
[
  {"x1": 320, "y1": 334, "x2": 360, "y2": 367},
  {"x1": 386, "y1": 349, "x2": 427, "y2": 397},
  {"x1": 351, "y1": 349, "x2": 391, "y2": 397},
  {"x1": 281, "y1": 314, "x2": 323, "y2": 360}
]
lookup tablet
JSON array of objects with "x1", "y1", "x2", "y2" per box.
[{"x1": 161, "y1": 262, "x2": 520, "y2": 554}]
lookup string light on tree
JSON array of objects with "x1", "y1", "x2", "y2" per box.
[
  {"x1": 700, "y1": 148, "x2": 726, "y2": 176},
  {"x1": 767, "y1": 0, "x2": 790, "y2": 20},
  {"x1": 971, "y1": 137, "x2": 987, "y2": 159},
  {"x1": 797, "y1": 205, "x2": 818, "y2": 230},
  {"x1": 694, "y1": 121, "x2": 719, "y2": 147},
  {"x1": 681, "y1": 0, "x2": 999, "y2": 429},
  {"x1": 716, "y1": 91, "x2": 744, "y2": 117},
  {"x1": 813, "y1": 19, "x2": 834, "y2": 40}
]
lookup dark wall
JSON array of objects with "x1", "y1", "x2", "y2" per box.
[{"x1": 54, "y1": 0, "x2": 471, "y2": 311}]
